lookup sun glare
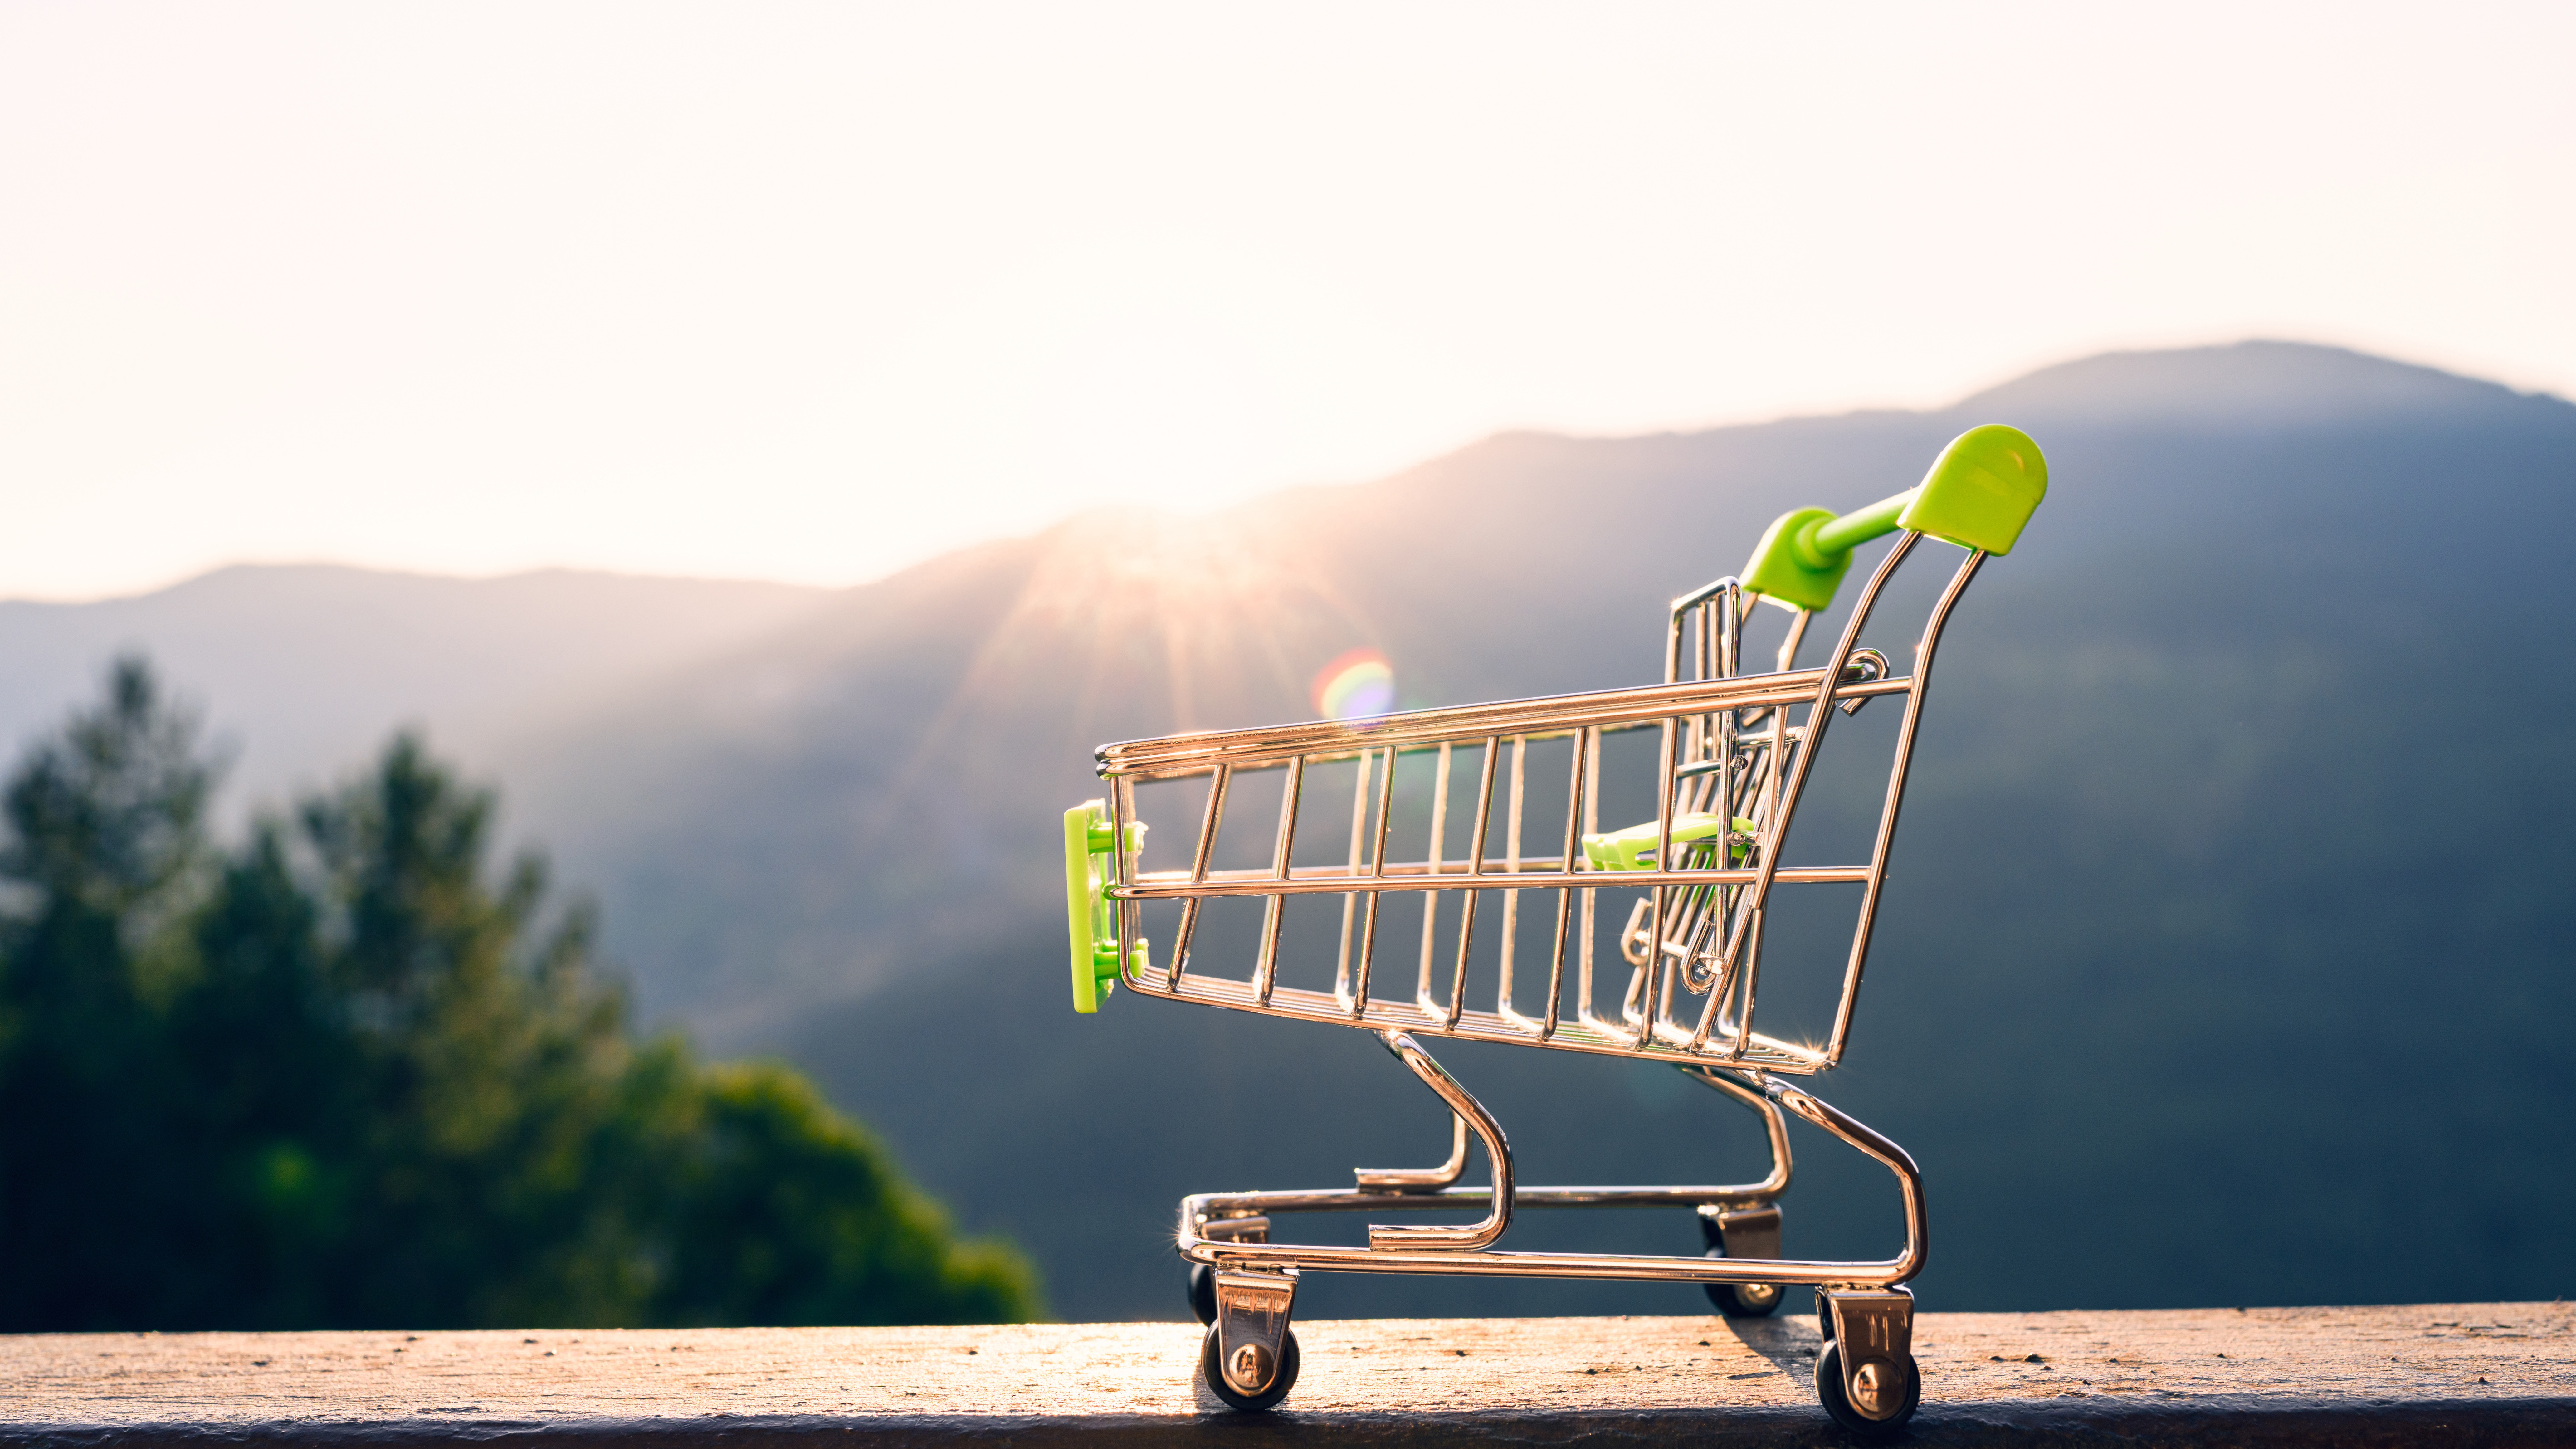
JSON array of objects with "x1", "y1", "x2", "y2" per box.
[{"x1": 1312, "y1": 649, "x2": 1396, "y2": 721}]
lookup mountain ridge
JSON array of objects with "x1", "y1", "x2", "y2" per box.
[
  {"x1": 0, "y1": 564, "x2": 831, "y2": 820},
  {"x1": 1949, "y1": 338, "x2": 2564, "y2": 424}
]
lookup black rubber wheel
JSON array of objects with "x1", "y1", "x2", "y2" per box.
[
  {"x1": 1816, "y1": 1287, "x2": 1835, "y2": 1340},
  {"x1": 1700, "y1": 1244, "x2": 1783, "y2": 1318},
  {"x1": 1187, "y1": 1263, "x2": 1216, "y2": 1325},
  {"x1": 1815, "y1": 1339, "x2": 1919, "y2": 1437},
  {"x1": 1201, "y1": 1324, "x2": 1300, "y2": 1412}
]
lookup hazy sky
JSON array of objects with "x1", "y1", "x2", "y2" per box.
[{"x1": 5, "y1": 2, "x2": 2570, "y2": 600}]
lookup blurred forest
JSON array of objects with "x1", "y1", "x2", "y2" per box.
[{"x1": 0, "y1": 660, "x2": 1036, "y2": 1331}]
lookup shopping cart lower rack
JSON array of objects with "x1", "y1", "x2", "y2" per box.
[{"x1": 1061, "y1": 425, "x2": 2047, "y2": 1435}]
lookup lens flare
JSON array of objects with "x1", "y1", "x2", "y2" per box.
[{"x1": 1312, "y1": 648, "x2": 1395, "y2": 720}]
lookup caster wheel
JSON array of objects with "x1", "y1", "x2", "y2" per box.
[
  {"x1": 1201, "y1": 1324, "x2": 1300, "y2": 1412},
  {"x1": 1700, "y1": 1245, "x2": 1783, "y2": 1318},
  {"x1": 1187, "y1": 1263, "x2": 1216, "y2": 1325},
  {"x1": 1815, "y1": 1339, "x2": 1919, "y2": 1437}
]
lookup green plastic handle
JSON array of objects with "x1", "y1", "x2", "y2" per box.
[
  {"x1": 1064, "y1": 801, "x2": 1146, "y2": 1013},
  {"x1": 1740, "y1": 424, "x2": 2048, "y2": 612}
]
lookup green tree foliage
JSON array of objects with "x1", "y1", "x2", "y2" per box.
[{"x1": 0, "y1": 659, "x2": 1038, "y2": 1330}]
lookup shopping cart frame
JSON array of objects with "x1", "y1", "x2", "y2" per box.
[{"x1": 1063, "y1": 425, "x2": 2047, "y2": 1433}]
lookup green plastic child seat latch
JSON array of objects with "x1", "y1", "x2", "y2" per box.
[
  {"x1": 1582, "y1": 813, "x2": 1761, "y2": 871},
  {"x1": 1064, "y1": 800, "x2": 1148, "y2": 1013},
  {"x1": 1739, "y1": 424, "x2": 2049, "y2": 611}
]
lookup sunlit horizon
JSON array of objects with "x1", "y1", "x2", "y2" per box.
[{"x1": 7, "y1": 2, "x2": 2571, "y2": 602}]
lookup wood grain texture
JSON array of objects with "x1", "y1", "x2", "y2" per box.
[{"x1": 0, "y1": 1302, "x2": 2568, "y2": 1446}]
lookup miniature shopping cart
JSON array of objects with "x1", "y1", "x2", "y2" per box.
[{"x1": 1062, "y1": 425, "x2": 2047, "y2": 1435}]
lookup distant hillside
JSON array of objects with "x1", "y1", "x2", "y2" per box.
[
  {"x1": 0, "y1": 566, "x2": 828, "y2": 815},
  {"x1": 488, "y1": 340, "x2": 2576, "y2": 1322}
]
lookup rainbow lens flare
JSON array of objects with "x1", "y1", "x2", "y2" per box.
[{"x1": 1312, "y1": 648, "x2": 1396, "y2": 721}]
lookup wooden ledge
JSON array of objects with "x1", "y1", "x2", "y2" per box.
[{"x1": 2, "y1": 1302, "x2": 2569, "y2": 1447}]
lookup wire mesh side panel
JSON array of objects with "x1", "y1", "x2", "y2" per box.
[{"x1": 1101, "y1": 534, "x2": 1987, "y2": 1074}]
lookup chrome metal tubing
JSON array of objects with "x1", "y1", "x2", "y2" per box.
[
  {"x1": 1824, "y1": 549, "x2": 1984, "y2": 1066},
  {"x1": 1351, "y1": 744, "x2": 1396, "y2": 1016},
  {"x1": 1696, "y1": 534, "x2": 1922, "y2": 1013},
  {"x1": 1361, "y1": 1031, "x2": 1512, "y2": 1251},
  {"x1": 1332, "y1": 751, "x2": 1371, "y2": 1007},
  {"x1": 1353, "y1": 1111, "x2": 1469, "y2": 1192},
  {"x1": 1493, "y1": 738, "x2": 1528, "y2": 1022},
  {"x1": 1111, "y1": 863, "x2": 1874, "y2": 900},
  {"x1": 1176, "y1": 1071, "x2": 1920, "y2": 1290},
  {"x1": 1252, "y1": 755, "x2": 1303, "y2": 1006},
  {"x1": 1128, "y1": 973, "x2": 1828, "y2": 1070},
  {"x1": 1412, "y1": 743, "x2": 1450, "y2": 1022},
  {"x1": 1534, "y1": 732, "x2": 1586, "y2": 1040},
  {"x1": 1689, "y1": 1065, "x2": 1793, "y2": 1200},
  {"x1": 1195, "y1": 1067, "x2": 1787, "y2": 1217},
  {"x1": 1168, "y1": 763, "x2": 1229, "y2": 987},
  {"x1": 1109, "y1": 776, "x2": 1139, "y2": 985},
  {"x1": 1099, "y1": 671, "x2": 1911, "y2": 778},
  {"x1": 1445, "y1": 739, "x2": 1500, "y2": 1029},
  {"x1": 1195, "y1": 1184, "x2": 1784, "y2": 1218}
]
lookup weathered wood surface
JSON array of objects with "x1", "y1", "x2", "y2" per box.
[{"x1": 1, "y1": 1302, "x2": 2569, "y2": 1446}]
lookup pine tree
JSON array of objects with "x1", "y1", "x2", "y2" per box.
[
  {"x1": 0, "y1": 659, "x2": 1039, "y2": 1329},
  {"x1": 0, "y1": 659, "x2": 212, "y2": 1327}
]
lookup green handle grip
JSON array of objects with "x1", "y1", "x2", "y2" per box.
[
  {"x1": 1809, "y1": 493, "x2": 1911, "y2": 559},
  {"x1": 1740, "y1": 424, "x2": 2048, "y2": 612}
]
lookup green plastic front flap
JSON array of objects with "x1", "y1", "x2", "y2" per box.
[
  {"x1": 1063, "y1": 802, "x2": 1144, "y2": 1013},
  {"x1": 1064, "y1": 803, "x2": 1107, "y2": 1012},
  {"x1": 1896, "y1": 424, "x2": 2048, "y2": 555}
]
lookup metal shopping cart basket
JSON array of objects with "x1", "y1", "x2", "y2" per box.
[{"x1": 1061, "y1": 424, "x2": 2047, "y2": 1434}]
